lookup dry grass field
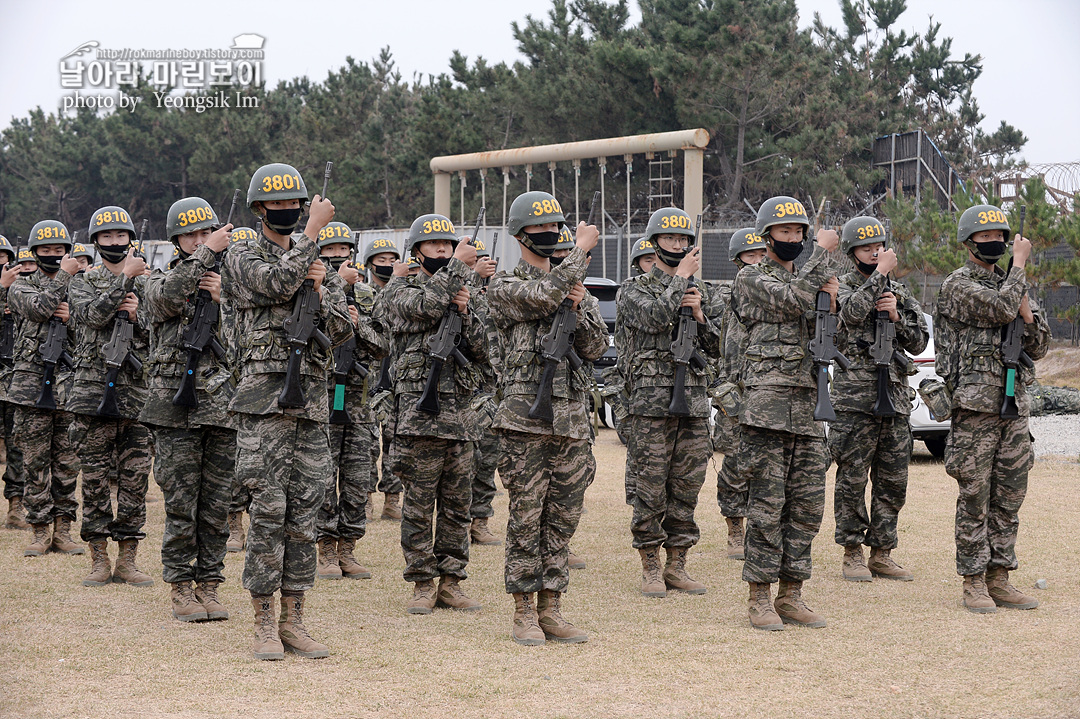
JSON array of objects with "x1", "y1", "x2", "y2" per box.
[
  {"x1": 1037, "y1": 346, "x2": 1080, "y2": 390},
  {"x1": 2, "y1": 430, "x2": 1079, "y2": 719}
]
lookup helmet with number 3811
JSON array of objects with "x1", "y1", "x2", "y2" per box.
[
  {"x1": 28, "y1": 220, "x2": 73, "y2": 251},
  {"x1": 840, "y1": 216, "x2": 887, "y2": 255},
  {"x1": 363, "y1": 237, "x2": 400, "y2": 266},
  {"x1": 406, "y1": 214, "x2": 457, "y2": 254},
  {"x1": 166, "y1": 197, "x2": 220, "y2": 243},
  {"x1": 755, "y1": 196, "x2": 809, "y2": 240},
  {"x1": 246, "y1": 163, "x2": 309, "y2": 213}
]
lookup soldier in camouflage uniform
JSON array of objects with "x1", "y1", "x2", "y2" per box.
[
  {"x1": 617, "y1": 207, "x2": 722, "y2": 598},
  {"x1": 7, "y1": 221, "x2": 83, "y2": 557},
  {"x1": 383, "y1": 214, "x2": 487, "y2": 615},
  {"x1": 935, "y1": 204, "x2": 1050, "y2": 613},
  {"x1": 831, "y1": 216, "x2": 929, "y2": 583},
  {"x1": 0, "y1": 235, "x2": 30, "y2": 530},
  {"x1": 67, "y1": 207, "x2": 154, "y2": 587},
  {"x1": 315, "y1": 222, "x2": 386, "y2": 581},
  {"x1": 732, "y1": 196, "x2": 839, "y2": 631},
  {"x1": 221, "y1": 163, "x2": 352, "y2": 660},
  {"x1": 140, "y1": 197, "x2": 237, "y2": 622},
  {"x1": 1029, "y1": 383, "x2": 1080, "y2": 415},
  {"x1": 713, "y1": 228, "x2": 767, "y2": 560},
  {"x1": 488, "y1": 191, "x2": 607, "y2": 645},
  {"x1": 71, "y1": 243, "x2": 94, "y2": 273}
]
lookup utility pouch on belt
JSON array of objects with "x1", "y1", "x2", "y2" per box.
[{"x1": 918, "y1": 378, "x2": 951, "y2": 422}]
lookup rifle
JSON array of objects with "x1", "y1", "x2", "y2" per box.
[
  {"x1": 329, "y1": 242, "x2": 370, "y2": 425},
  {"x1": 96, "y1": 219, "x2": 148, "y2": 417},
  {"x1": 0, "y1": 235, "x2": 24, "y2": 367},
  {"x1": 278, "y1": 162, "x2": 334, "y2": 409},
  {"x1": 527, "y1": 191, "x2": 600, "y2": 422},
  {"x1": 809, "y1": 202, "x2": 850, "y2": 422},
  {"x1": 172, "y1": 190, "x2": 239, "y2": 408},
  {"x1": 1000, "y1": 205, "x2": 1035, "y2": 419},
  {"x1": 871, "y1": 218, "x2": 898, "y2": 417},
  {"x1": 668, "y1": 214, "x2": 709, "y2": 417},
  {"x1": 415, "y1": 206, "x2": 485, "y2": 415}
]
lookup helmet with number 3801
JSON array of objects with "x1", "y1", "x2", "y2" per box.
[{"x1": 247, "y1": 163, "x2": 309, "y2": 213}]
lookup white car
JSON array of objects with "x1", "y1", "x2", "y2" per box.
[{"x1": 908, "y1": 313, "x2": 950, "y2": 457}]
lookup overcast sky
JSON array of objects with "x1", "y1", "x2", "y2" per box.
[{"x1": 1, "y1": 0, "x2": 1076, "y2": 167}]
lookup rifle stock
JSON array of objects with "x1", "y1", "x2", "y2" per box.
[
  {"x1": 35, "y1": 317, "x2": 74, "y2": 410},
  {"x1": 1000, "y1": 205, "x2": 1032, "y2": 419}
]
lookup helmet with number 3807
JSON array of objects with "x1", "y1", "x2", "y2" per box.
[{"x1": 644, "y1": 208, "x2": 696, "y2": 245}]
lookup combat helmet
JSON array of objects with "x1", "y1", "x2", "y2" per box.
[
  {"x1": 755, "y1": 196, "x2": 809, "y2": 240},
  {"x1": 728, "y1": 227, "x2": 765, "y2": 262},
  {"x1": 166, "y1": 197, "x2": 219, "y2": 242},
  {"x1": 406, "y1": 214, "x2": 457, "y2": 254},
  {"x1": 840, "y1": 216, "x2": 887, "y2": 255}
]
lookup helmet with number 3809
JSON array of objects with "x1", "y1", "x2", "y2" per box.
[
  {"x1": 755, "y1": 196, "x2": 809, "y2": 239},
  {"x1": 166, "y1": 197, "x2": 220, "y2": 243},
  {"x1": 247, "y1": 163, "x2": 309, "y2": 214}
]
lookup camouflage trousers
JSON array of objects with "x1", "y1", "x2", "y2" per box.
[
  {"x1": 946, "y1": 409, "x2": 1033, "y2": 577},
  {"x1": 740, "y1": 425, "x2": 827, "y2": 585},
  {"x1": 499, "y1": 430, "x2": 593, "y2": 594},
  {"x1": 392, "y1": 435, "x2": 473, "y2": 583},
  {"x1": 373, "y1": 419, "x2": 401, "y2": 494},
  {"x1": 317, "y1": 420, "x2": 372, "y2": 540},
  {"x1": 236, "y1": 413, "x2": 330, "y2": 595},
  {"x1": 470, "y1": 430, "x2": 502, "y2": 520},
  {"x1": 3, "y1": 401, "x2": 26, "y2": 500},
  {"x1": 623, "y1": 436, "x2": 637, "y2": 506},
  {"x1": 628, "y1": 414, "x2": 710, "y2": 549},
  {"x1": 830, "y1": 411, "x2": 912, "y2": 550},
  {"x1": 152, "y1": 425, "x2": 236, "y2": 585},
  {"x1": 229, "y1": 481, "x2": 251, "y2": 515},
  {"x1": 13, "y1": 406, "x2": 80, "y2": 525},
  {"x1": 713, "y1": 413, "x2": 747, "y2": 519},
  {"x1": 71, "y1": 415, "x2": 152, "y2": 543}
]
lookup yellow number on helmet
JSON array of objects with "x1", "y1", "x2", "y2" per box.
[
  {"x1": 262, "y1": 177, "x2": 272, "y2": 192},
  {"x1": 978, "y1": 212, "x2": 988, "y2": 224},
  {"x1": 775, "y1": 204, "x2": 787, "y2": 218},
  {"x1": 283, "y1": 175, "x2": 294, "y2": 190}
]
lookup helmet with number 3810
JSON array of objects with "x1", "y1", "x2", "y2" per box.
[{"x1": 88, "y1": 206, "x2": 136, "y2": 242}]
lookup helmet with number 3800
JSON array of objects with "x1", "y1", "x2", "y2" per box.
[
  {"x1": 406, "y1": 214, "x2": 457, "y2": 254},
  {"x1": 840, "y1": 216, "x2": 887, "y2": 255},
  {"x1": 957, "y1": 204, "x2": 1011, "y2": 244},
  {"x1": 247, "y1": 163, "x2": 309, "y2": 213},
  {"x1": 755, "y1": 196, "x2": 809, "y2": 239},
  {"x1": 28, "y1": 220, "x2": 73, "y2": 251},
  {"x1": 166, "y1": 197, "x2": 220, "y2": 243}
]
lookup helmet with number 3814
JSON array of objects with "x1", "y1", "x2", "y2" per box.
[
  {"x1": 246, "y1": 163, "x2": 309, "y2": 213},
  {"x1": 28, "y1": 220, "x2": 73, "y2": 251},
  {"x1": 755, "y1": 196, "x2": 809, "y2": 239}
]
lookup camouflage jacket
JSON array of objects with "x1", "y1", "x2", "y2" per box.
[
  {"x1": 616, "y1": 266, "x2": 723, "y2": 418},
  {"x1": 221, "y1": 232, "x2": 352, "y2": 422},
  {"x1": 934, "y1": 260, "x2": 1050, "y2": 417},
  {"x1": 488, "y1": 248, "x2": 608, "y2": 440},
  {"x1": 5, "y1": 269, "x2": 76, "y2": 409},
  {"x1": 384, "y1": 258, "x2": 487, "y2": 441},
  {"x1": 716, "y1": 283, "x2": 748, "y2": 384},
  {"x1": 731, "y1": 245, "x2": 833, "y2": 435},
  {"x1": 138, "y1": 244, "x2": 234, "y2": 429},
  {"x1": 0, "y1": 284, "x2": 9, "y2": 402},
  {"x1": 325, "y1": 280, "x2": 387, "y2": 425},
  {"x1": 66, "y1": 265, "x2": 149, "y2": 419},
  {"x1": 834, "y1": 270, "x2": 928, "y2": 416}
]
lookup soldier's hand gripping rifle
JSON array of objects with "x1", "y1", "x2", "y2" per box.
[
  {"x1": 871, "y1": 218, "x2": 898, "y2": 417},
  {"x1": 278, "y1": 162, "x2": 334, "y2": 409},
  {"x1": 172, "y1": 191, "x2": 239, "y2": 408},
  {"x1": 1000, "y1": 205, "x2": 1035, "y2": 419},
  {"x1": 668, "y1": 215, "x2": 709, "y2": 417},
  {"x1": 96, "y1": 220, "x2": 148, "y2": 417},
  {"x1": 809, "y1": 202, "x2": 850, "y2": 422},
  {"x1": 35, "y1": 230, "x2": 78, "y2": 410},
  {"x1": 527, "y1": 192, "x2": 600, "y2": 422},
  {"x1": 0, "y1": 235, "x2": 24, "y2": 367},
  {"x1": 415, "y1": 207, "x2": 485, "y2": 415},
  {"x1": 329, "y1": 244, "x2": 370, "y2": 425}
]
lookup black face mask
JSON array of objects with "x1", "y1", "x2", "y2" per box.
[
  {"x1": 522, "y1": 230, "x2": 561, "y2": 258},
  {"x1": 970, "y1": 240, "x2": 1007, "y2": 264},
  {"x1": 323, "y1": 256, "x2": 348, "y2": 271},
  {"x1": 263, "y1": 207, "x2": 303, "y2": 235},
  {"x1": 96, "y1": 242, "x2": 130, "y2": 264},
  {"x1": 856, "y1": 260, "x2": 879, "y2": 276},
  {"x1": 419, "y1": 254, "x2": 451, "y2": 275},
  {"x1": 371, "y1": 264, "x2": 394, "y2": 281},
  {"x1": 549, "y1": 255, "x2": 566, "y2": 268},
  {"x1": 656, "y1": 245, "x2": 690, "y2": 268},
  {"x1": 19, "y1": 268, "x2": 36, "y2": 277},
  {"x1": 33, "y1": 254, "x2": 62, "y2": 274},
  {"x1": 770, "y1": 239, "x2": 804, "y2": 262}
]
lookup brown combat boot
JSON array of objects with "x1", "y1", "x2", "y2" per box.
[
  {"x1": 664, "y1": 546, "x2": 707, "y2": 594},
  {"x1": 406, "y1": 579, "x2": 437, "y2": 615},
  {"x1": 337, "y1": 538, "x2": 371, "y2": 579},
  {"x1": 470, "y1": 517, "x2": 502, "y2": 546},
  {"x1": 639, "y1": 547, "x2": 667, "y2": 597},
  {"x1": 511, "y1": 592, "x2": 545, "y2": 646},
  {"x1": 112, "y1": 539, "x2": 154, "y2": 586},
  {"x1": 278, "y1": 592, "x2": 329, "y2": 658},
  {"x1": 842, "y1": 545, "x2": 873, "y2": 582},
  {"x1": 962, "y1": 573, "x2": 997, "y2": 613},
  {"x1": 568, "y1": 549, "x2": 586, "y2": 570},
  {"x1": 985, "y1": 567, "x2": 1039, "y2": 610},
  {"x1": 868, "y1": 548, "x2": 913, "y2": 581},
  {"x1": 536, "y1": 589, "x2": 588, "y2": 644},
  {"x1": 51, "y1": 517, "x2": 84, "y2": 555},
  {"x1": 83, "y1": 539, "x2": 112, "y2": 586},
  {"x1": 251, "y1": 595, "x2": 284, "y2": 660},
  {"x1": 24, "y1": 523, "x2": 51, "y2": 556},
  {"x1": 171, "y1": 581, "x2": 208, "y2": 622},
  {"x1": 775, "y1": 580, "x2": 826, "y2": 628},
  {"x1": 725, "y1": 517, "x2": 745, "y2": 560},
  {"x1": 225, "y1": 512, "x2": 245, "y2": 553},
  {"x1": 748, "y1": 582, "x2": 784, "y2": 631},
  {"x1": 316, "y1": 537, "x2": 342, "y2": 580},
  {"x1": 195, "y1": 580, "x2": 229, "y2": 620},
  {"x1": 381, "y1": 492, "x2": 402, "y2": 520},
  {"x1": 5, "y1": 497, "x2": 29, "y2": 530},
  {"x1": 437, "y1": 575, "x2": 481, "y2": 611}
]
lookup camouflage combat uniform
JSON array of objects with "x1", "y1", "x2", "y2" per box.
[
  {"x1": 468, "y1": 281, "x2": 503, "y2": 524},
  {"x1": 488, "y1": 247, "x2": 608, "y2": 594},
  {"x1": 831, "y1": 271, "x2": 928, "y2": 550},
  {"x1": 1, "y1": 284, "x2": 27, "y2": 508},
  {"x1": 222, "y1": 231, "x2": 352, "y2": 596},
  {"x1": 370, "y1": 283, "x2": 400, "y2": 498},
  {"x1": 139, "y1": 243, "x2": 237, "y2": 585},
  {"x1": 67, "y1": 266, "x2": 152, "y2": 544},
  {"x1": 935, "y1": 260, "x2": 1050, "y2": 577},
  {"x1": 384, "y1": 258, "x2": 487, "y2": 584},
  {"x1": 617, "y1": 266, "x2": 722, "y2": 551},
  {"x1": 712, "y1": 281, "x2": 748, "y2": 519},
  {"x1": 7, "y1": 269, "x2": 80, "y2": 527},
  {"x1": 732, "y1": 245, "x2": 833, "y2": 585}
]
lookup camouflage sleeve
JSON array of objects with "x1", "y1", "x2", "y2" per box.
[
  {"x1": 938, "y1": 265, "x2": 1027, "y2": 328},
  {"x1": 387, "y1": 258, "x2": 470, "y2": 333},
  {"x1": 574, "y1": 294, "x2": 609, "y2": 362},
  {"x1": 1023, "y1": 297, "x2": 1051, "y2": 362},
  {"x1": 733, "y1": 247, "x2": 830, "y2": 324},
  {"x1": 318, "y1": 271, "x2": 353, "y2": 347},
  {"x1": 837, "y1": 271, "x2": 886, "y2": 328},
  {"x1": 352, "y1": 286, "x2": 388, "y2": 360},
  {"x1": 894, "y1": 285, "x2": 929, "y2": 355},
  {"x1": 488, "y1": 247, "x2": 588, "y2": 322},
  {"x1": 698, "y1": 282, "x2": 724, "y2": 357},
  {"x1": 70, "y1": 271, "x2": 135, "y2": 330},
  {"x1": 143, "y1": 245, "x2": 216, "y2": 324},
  {"x1": 222, "y1": 236, "x2": 317, "y2": 309},
  {"x1": 617, "y1": 274, "x2": 683, "y2": 333},
  {"x1": 461, "y1": 309, "x2": 489, "y2": 364},
  {"x1": 8, "y1": 271, "x2": 71, "y2": 323}
]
